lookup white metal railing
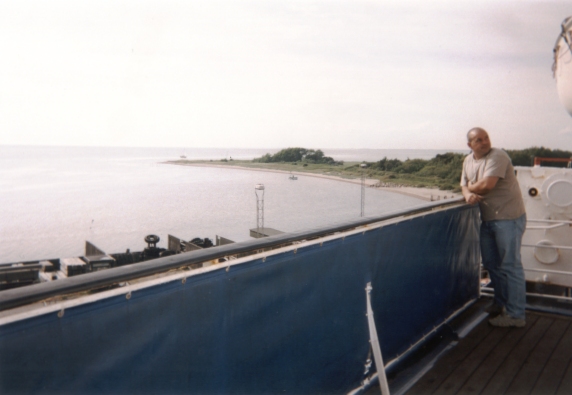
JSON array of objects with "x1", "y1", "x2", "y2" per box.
[
  {"x1": 526, "y1": 219, "x2": 572, "y2": 230},
  {"x1": 522, "y1": 244, "x2": 572, "y2": 251},
  {"x1": 524, "y1": 267, "x2": 572, "y2": 276},
  {"x1": 481, "y1": 287, "x2": 572, "y2": 302}
]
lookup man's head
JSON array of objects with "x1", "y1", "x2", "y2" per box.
[{"x1": 467, "y1": 127, "x2": 492, "y2": 159}]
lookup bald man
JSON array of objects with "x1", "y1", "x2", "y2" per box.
[{"x1": 460, "y1": 127, "x2": 527, "y2": 327}]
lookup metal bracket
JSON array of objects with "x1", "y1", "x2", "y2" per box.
[{"x1": 366, "y1": 282, "x2": 390, "y2": 395}]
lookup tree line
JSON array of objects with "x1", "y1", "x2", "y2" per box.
[
  {"x1": 253, "y1": 146, "x2": 572, "y2": 192},
  {"x1": 253, "y1": 147, "x2": 343, "y2": 165},
  {"x1": 368, "y1": 147, "x2": 571, "y2": 190}
]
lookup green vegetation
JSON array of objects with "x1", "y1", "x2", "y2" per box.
[
  {"x1": 506, "y1": 147, "x2": 572, "y2": 167},
  {"x1": 172, "y1": 146, "x2": 571, "y2": 193},
  {"x1": 253, "y1": 147, "x2": 343, "y2": 165},
  {"x1": 356, "y1": 152, "x2": 466, "y2": 191}
]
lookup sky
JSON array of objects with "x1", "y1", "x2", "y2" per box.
[{"x1": 0, "y1": 0, "x2": 571, "y2": 151}]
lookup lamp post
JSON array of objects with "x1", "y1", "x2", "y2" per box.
[
  {"x1": 360, "y1": 163, "x2": 367, "y2": 217},
  {"x1": 255, "y1": 184, "x2": 265, "y2": 232}
]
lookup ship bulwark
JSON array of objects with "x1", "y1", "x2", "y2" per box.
[{"x1": 0, "y1": 204, "x2": 480, "y2": 394}]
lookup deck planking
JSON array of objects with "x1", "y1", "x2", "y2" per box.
[{"x1": 401, "y1": 310, "x2": 572, "y2": 395}]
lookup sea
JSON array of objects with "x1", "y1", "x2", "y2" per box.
[{"x1": 0, "y1": 145, "x2": 466, "y2": 264}]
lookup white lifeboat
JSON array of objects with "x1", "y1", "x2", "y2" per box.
[{"x1": 554, "y1": 16, "x2": 572, "y2": 116}]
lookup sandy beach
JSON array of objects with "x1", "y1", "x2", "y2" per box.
[{"x1": 165, "y1": 161, "x2": 461, "y2": 202}]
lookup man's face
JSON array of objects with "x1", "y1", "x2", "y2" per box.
[{"x1": 467, "y1": 130, "x2": 491, "y2": 158}]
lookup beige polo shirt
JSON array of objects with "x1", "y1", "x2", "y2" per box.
[{"x1": 460, "y1": 148, "x2": 525, "y2": 222}]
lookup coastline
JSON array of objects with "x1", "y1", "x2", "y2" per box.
[{"x1": 164, "y1": 161, "x2": 461, "y2": 202}]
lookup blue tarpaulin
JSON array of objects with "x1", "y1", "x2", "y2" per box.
[{"x1": 0, "y1": 204, "x2": 479, "y2": 394}]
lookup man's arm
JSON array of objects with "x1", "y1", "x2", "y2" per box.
[
  {"x1": 462, "y1": 186, "x2": 482, "y2": 205},
  {"x1": 468, "y1": 176, "x2": 499, "y2": 195}
]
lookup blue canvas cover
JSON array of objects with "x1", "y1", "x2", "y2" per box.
[{"x1": 0, "y1": 205, "x2": 480, "y2": 394}]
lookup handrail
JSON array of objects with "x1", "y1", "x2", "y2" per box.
[
  {"x1": 524, "y1": 267, "x2": 572, "y2": 277},
  {"x1": 0, "y1": 198, "x2": 466, "y2": 312},
  {"x1": 522, "y1": 244, "x2": 572, "y2": 251},
  {"x1": 527, "y1": 219, "x2": 572, "y2": 224},
  {"x1": 526, "y1": 219, "x2": 572, "y2": 230},
  {"x1": 527, "y1": 224, "x2": 569, "y2": 230}
]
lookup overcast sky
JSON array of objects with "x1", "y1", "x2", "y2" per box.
[{"x1": 1, "y1": 0, "x2": 571, "y2": 150}]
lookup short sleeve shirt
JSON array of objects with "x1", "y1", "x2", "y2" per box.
[{"x1": 460, "y1": 148, "x2": 525, "y2": 222}]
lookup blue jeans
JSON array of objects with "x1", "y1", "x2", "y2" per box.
[{"x1": 480, "y1": 214, "x2": 527, "y2": 319}]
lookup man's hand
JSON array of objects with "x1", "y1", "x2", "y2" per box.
[
  {"x1": 462, "y1": 186, "x2": 483, "y2": 205},
  {"x1": 466, "y1": 192, "x2": 483, "y2": 205}
]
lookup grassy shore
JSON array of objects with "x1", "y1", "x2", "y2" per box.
[
  {"x1": 165, "y1": 159, "x2": 462, "y2": 196},
  {"x1": 169, "y1": 159, "x2": 363, "y2": 179},
  {"x1": 167, "y1": 146, "x2": 572, "y2": 196}
]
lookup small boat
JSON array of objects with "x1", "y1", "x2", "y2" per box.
[
  {"x1": 289, "y1": 173, "x2": 298, "y2": 180},
  {"x1": 180, "y1": 154, "x2": 187, "y2": 159}
]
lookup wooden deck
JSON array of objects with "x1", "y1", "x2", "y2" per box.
[{"x1": 403, "y1": 307, "x2": 572, "y2": 395}]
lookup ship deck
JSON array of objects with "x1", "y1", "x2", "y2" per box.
[{"x1": 374, "y1": 298, "x2": 572, "y2": 395}]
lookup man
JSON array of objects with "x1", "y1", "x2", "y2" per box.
[{"x1": 460, "y1": 127, "x2": 527, "y2": 327}]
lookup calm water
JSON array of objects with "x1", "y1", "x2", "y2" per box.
[{"x1": 0, "y1": 146, "x2": 464, "y2": 263}]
